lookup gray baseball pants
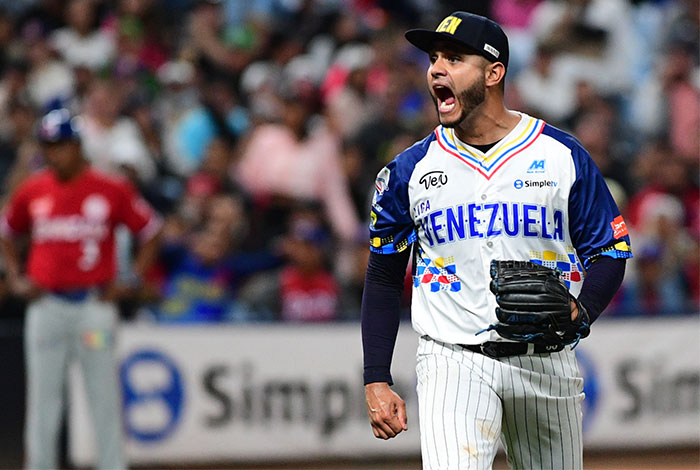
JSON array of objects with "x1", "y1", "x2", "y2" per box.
[{"x1": 24, "y1": 293, "x2": 126, "y2": 469}]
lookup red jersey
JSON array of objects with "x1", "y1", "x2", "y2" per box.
[
  {"x1": 1, "y1": 168, "x2": 161, "y2": 290},
  {"x1": 279, "y1": 266, "x2": 340, "y2": 322}
]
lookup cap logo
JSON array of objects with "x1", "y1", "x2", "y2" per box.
[
  {"x1": 436, "y1": 16, "x2": 462, "y2": 35},
  {"x1": 484, "y1": 43, "x2": 499, "y2": 58}
]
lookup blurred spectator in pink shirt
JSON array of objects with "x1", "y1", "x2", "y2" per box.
[
  {"x1": 663, "y1": 41, "x2": 699, "y2": 163},
  {"x1": 234, "y1": 82, "x2": 360, "y2": 245},
  {"x1": 492, "y1": 0, "x2": 544, "y2": 76},
  {"x1": 492, "y1": 0, "x2": 544, "y2": 29}
]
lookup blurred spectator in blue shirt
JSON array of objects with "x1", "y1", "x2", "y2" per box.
[
  {"x1": 612, "y1": 241, "x2": 689, "y2": 316},
  {"x1": 167, "y1": 78, "x2": 249, "y2": 177},
  {"x1": 149, "y1": 193, "x2": 280, "y2": 323}
]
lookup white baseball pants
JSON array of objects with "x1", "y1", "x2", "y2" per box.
[{"x1": 416, "y1": 336, "x2": 584, "y2": 470}]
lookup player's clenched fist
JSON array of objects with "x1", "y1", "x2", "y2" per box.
[{"x1": 364, "y1": 382, "x2": 407, "y2": 439}]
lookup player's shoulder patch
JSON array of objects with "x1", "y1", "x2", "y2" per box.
[
  {"x1": 374, "y1": 166, "x2": 391, "y2": 197},
  {"x1": 368, "y1": 132, "x2": 435, "y2": 255}
]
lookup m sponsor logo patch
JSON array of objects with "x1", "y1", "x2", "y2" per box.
[
  {"x1": 611, "y1": 215, "x2": 629, "y2": 239},
  {"x1": 527, "y1": 159, "x2": 545, "y2": 173}
]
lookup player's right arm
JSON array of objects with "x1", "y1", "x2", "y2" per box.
[
  {"x1": 0, "y1": 184, "x2": 42, "y2": 299},
  {"x1": 0, "y1": 235, "x2": 41, "y2": 299},
  {"x1": 361, "y1": 153, "x2": 418, "y2": 439},
  {"x1": 362, "y1": 250, "x2": 411, "y2": 438}
]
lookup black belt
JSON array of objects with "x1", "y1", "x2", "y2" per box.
[{"x1": 461, "y1": 341, "x2": 565, "y2": 358}]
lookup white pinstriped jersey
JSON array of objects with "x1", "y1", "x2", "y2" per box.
[{"x1": 369, "y1": 113, "x2": 632, "y2": 346}]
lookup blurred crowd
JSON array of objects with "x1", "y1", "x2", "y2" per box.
[{"x1": 0, "y1": 0, "x2": 697, "y2": 322}]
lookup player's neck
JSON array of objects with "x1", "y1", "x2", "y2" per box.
[
  {"x1": 453, "y1": 103, "x2": 520, "y2": 146},
  {"x1": 53, "y1": 161, "x2": 88, "y2": 182}
]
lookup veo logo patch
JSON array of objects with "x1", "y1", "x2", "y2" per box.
[{"x1": 419, "y1": 170, "x2": 448, "y2": 190}]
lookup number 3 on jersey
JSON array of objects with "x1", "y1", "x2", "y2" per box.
[{"x1": 78, "y1": 239, "x2": 100, "y2": 271}]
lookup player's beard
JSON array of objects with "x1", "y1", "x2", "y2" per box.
[{"x1": 434, "y1": 76, "x2": 486, "y2": 128}]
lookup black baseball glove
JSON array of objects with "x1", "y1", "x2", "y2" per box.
[{"x1": 485, "y1": 260, "x2": 590, "y2": 347}]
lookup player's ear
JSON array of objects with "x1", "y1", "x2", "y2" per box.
[{"x1": 484, "y1": 62, "x2": 506, "y2": 90}]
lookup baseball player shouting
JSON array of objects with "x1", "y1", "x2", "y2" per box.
[
  {"x1": 0, "y1": 108, "x2": 162, "y2": 469},
  {"x1": 361, "y1": 12, "x2": 632, "y2": 470}
]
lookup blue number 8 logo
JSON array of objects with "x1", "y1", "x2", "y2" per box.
[{"x1": 120, "y1": 349, "x2": 185, "y2": 442}]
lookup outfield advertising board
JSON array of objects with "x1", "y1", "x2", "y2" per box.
[{"x1": 69, "y1": 318, "x2": 700, "y2": 465}]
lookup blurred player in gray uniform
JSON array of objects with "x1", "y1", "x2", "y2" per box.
[
  {"x1": 0, "y1": 109, "x2": 162, "y2": 469},
  {"x1": 361, "y1": 12, "x2": 632, "y2": 469}
]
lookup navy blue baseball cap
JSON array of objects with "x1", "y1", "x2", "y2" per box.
[
  {"x1": 405, "y1": 12, "x2": 509, "y2": 70},
  {"x1": 36, "y1": 108, "x2": 81, "y2": 143}
]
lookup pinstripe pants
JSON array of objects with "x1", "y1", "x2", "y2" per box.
[{"x1": 416, "y1": 336, "x2": 584, "y2": 470}]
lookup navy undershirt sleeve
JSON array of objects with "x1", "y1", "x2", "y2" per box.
[
  {"x1": 577, "y1": 256, "x2": 626, "y2": 323},
  {"x1": 361, "y1": 250, "x2": 411, "y2": 385}
]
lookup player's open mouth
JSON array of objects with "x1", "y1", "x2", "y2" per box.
[{"x1": 434, "y1": 85, "x2": 456, "y2": 114}]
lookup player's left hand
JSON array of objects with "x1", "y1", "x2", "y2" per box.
[
  {"x1": 365, "y1": 382, "x2": 408, "y2": 439},
  {"x1": 570, "y1": 299, "x2": 579, "y2": 321},
  {"x1": 100, "y1": 281, "x2": 138, "y2": 302},
  {"x1": 100, "y1": 272, "x2": 144, "y2": 302},
  {"x1": 487, "y1": 260, "x2": 591, "y2": 346}
]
